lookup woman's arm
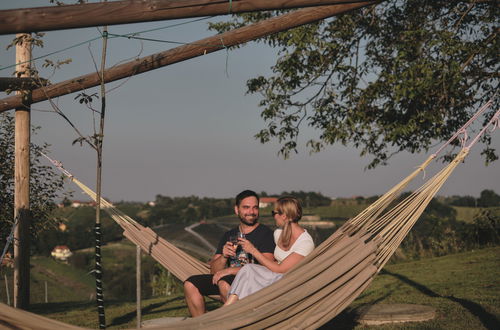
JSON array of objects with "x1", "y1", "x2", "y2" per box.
[{"x1": 239, "y1": 238, "x2": 304, "y2": 273}]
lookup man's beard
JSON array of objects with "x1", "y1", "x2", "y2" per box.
[{"x1": 239, "y1": 213, "x2": 258, "y2": 226}]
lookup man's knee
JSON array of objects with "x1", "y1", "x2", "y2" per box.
[{"x1": 184, "y1": 280, "x2": 201, "y2": 298}]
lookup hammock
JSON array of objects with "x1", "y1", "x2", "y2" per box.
[{"x1": 1, "y1": 103, "x2": 497, "y2": 329}]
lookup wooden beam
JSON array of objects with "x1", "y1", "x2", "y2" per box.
[
  {"x1": 13, "y1": 33, "x2": 31, "y2": 310},
  {"x1": 0, "y1": 2, "x2": 375, "y2": 113},
  {"x1": 0, "y1": 77, "x2": 48, "y2": 91},
  {"x1": 0, "y1": 0, "x2": 371, "y2": 35}
]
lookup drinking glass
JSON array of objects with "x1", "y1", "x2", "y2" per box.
[{"x1": 229, "y1": 235, "x2": 238, "y2": 245}]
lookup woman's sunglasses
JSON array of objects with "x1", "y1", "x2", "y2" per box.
[{"x1": 271, "y1": 210, "x2": 282, "y2": 216}]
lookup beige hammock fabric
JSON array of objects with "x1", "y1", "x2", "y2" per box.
[
  {"x1": 0, "y1": 147, "x2": 470, "y2": 329},
  {"x1": 61, "y1": 152, "x2": 436, "y2": 282}
]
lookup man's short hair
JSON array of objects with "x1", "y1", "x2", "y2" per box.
[{"x1": 235, "y1": 190, "x2": 259, "y2": 206}]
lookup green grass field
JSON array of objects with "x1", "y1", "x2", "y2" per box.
[
  {"x1": 453, "y1": 206, "x2": 482, "y2": 223},
  {"x1": 25, "y1": 246, "x2": 499, "y2": 329},
  {"x1": 1, "y1": 257, "x2": 95, "y2": 305}
]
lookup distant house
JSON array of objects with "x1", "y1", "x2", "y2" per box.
[
  {"x1": 71, "y1": 200, "x2": 96, "y2": 208},
  {"x1": 259, "y1": 197, "x2": 278, "y2": 209},
  {"x1": 51, "y1": 245, "x2": 73, "y2": 261}
]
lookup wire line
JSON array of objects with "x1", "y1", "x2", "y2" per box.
[{"x1": 0, "y1": 16, "x2": 213, "y2": 72}]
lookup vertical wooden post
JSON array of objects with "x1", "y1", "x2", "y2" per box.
[
  {"x1": 4, "y1": 275, "x2": 10, "y2": 306},
  {"x1": 136, "y1": 246, "x2": 142, "y2": 329},
  {"x1": 14, "y1": 33, "x2": 32, "y2": 309}
]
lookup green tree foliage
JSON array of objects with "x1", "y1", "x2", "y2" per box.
[
  {"x1": 466, "y1": 207, "x2": 500, "y2": 245},
  {"x1": 0, "y1": 113, "x2": 67, "y2": 249},
  {"x1": 278, "y1": 190, "x2": 332, "y2": 207},
  {"x1": 210, "y1": 0, "x2": 499, "y2": 168},
  {"x1": 35, "y1": 203, "x2": 141, "y2": 255},
  {"x1": 400, "y1": 195, "x2": 500, "y2": 258},
  {"x1": 149, "y1": 195, "x2": 234, "y2": 224},
  {"x1": 150, "y1": 265, "x2": 183, "y2": 297},
  {"x1": 447, "y1": 195, "x2": 477, "y2": 207},
  {"x1": 477, "y1": 189, "x2": 500, "y2": 207}
]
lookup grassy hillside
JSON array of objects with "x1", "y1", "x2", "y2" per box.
[
  {"x1": 453, "y1": 206, "x2": 483, "y2": 223},
  {"x1": 308, "y1": 201, "x2": 370, "y2": 222},
  {"x1": 1, "y1": 257, "x2": 95, "y2": 304},
  {"x1": 25, "y1": 246, "x2": 499, "y2": 329},
  {"x1": 323, "y1": 246, "x2": 499, "y2": 329}
]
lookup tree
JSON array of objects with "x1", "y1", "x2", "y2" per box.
[
  {"x1": 279, "y1": 190, "x2": 332, "y2": 207},
  {"x1": 448, "y1": 195, "x2": 477, "y2": 207},
  {"x1": 0, "y1": 113, "x2": 67, "y2": 250},
  {"x1": 477, "y1": 189, "x2": 500, "y2": 207},
  {"x1": 210, "y1": 0, "x2": 499, "y2": 168}
]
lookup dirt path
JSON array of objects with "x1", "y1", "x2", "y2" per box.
[{"x1": 184, "y1": 223, "x2": 216, "y2": 253}]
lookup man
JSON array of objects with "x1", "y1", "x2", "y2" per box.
[{"x1": 183, "y1": 190, "x2": 275, "y2": 316}]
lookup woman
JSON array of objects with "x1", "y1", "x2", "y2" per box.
[{"x1": 224, "y1": 196, "x2": 315, "y2": 305}]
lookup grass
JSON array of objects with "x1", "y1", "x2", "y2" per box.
[
  {"x1": 28, "y1": 246, "x2": 499, "y2": 329},
  {"x1": 31, "y1": 257, "x2": 95, "y2": 301},
  {"x1": 1, "y1": 257, "x2": 95, "y2": 305},
  {"x1": 453, "y1": 206, "x2": 481, "y2": 223},
  {"x1": 323, "y1": 247, "x2": 500, "y2": 329},
  {"x1": 308, "y1": 202, "x2": 370, "y2": 222},
  {"x1": 29, "y1": 296, "x2": 220, "y2": 329}
]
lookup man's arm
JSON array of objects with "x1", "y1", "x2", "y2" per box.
[
  {"x1": 209, "y1": 254, "x2": 227, "y2": 274},
  {"x1": 209, "y1": 241, "x2": 236, "y2": 274}
]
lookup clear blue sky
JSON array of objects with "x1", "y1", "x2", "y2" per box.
[{"x1": 1, "y1": 1, "x2": 499, "y2": 202}]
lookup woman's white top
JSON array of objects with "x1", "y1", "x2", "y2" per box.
[{"x1": 273, "y1": 229, "x2": 315, "y2": 263}]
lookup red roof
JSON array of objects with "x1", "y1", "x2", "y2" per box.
[
  {"x1": 53, "y1": 245, "x2": 70, "y2": 250},
  {"x1": 260, "y1": 197, "x2": 278, "y2": 203}
]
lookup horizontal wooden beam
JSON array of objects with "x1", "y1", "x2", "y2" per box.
[
  {"x1": 0, "y1": 77, "x2": 48, "y2": 91},
  {"x1": 0, "y1": 0, "x2": 371, "y2": 35},
  {"x1": 0, "y1": 2, "x2": 376, "y2": 113}
]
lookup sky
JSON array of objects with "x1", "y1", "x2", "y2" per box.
[{"x1": 1, "y1": 1, "x2": 499, "y2": 203}]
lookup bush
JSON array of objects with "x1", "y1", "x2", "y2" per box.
[
  {"x1": 401, "y1": 206, "x2": 500, "y2": 259},
  {"x1": 464, "y1": 208, "x2": 500, "y2": 246},
  {"x1": 477, "y1": 189, "x2": 500, "y2": 207}
]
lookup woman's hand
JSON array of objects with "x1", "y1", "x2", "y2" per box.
[{"x1": 238, "y1": 238, "x2": 258, "y2": 255}]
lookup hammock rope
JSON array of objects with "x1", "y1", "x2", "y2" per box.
[{"x1": 432, "y1": 96, "x2": 496, "y2": 156}]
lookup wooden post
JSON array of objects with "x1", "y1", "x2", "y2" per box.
[
  {"x1": 136, "y1": 246, "x2": 142, "y2": 329},
  {"x1": 13, "y1": 33, "x2": 31, "y2": 309},
  {"x1": 4, "y1": 275, "x2": 10, "y2": 306},
  {"x1": 45, "y1": 281, "x2": 48, "y2": 303}
]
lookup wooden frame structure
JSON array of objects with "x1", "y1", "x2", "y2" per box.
[
  {"x1": 0, "y1": 0, "x2": 375, "y2": 35},
  {"x1": 1, "y1": 0, "x2": 376, "y2": 311}
]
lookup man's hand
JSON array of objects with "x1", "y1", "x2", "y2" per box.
[
  {"x1": 212, "y1": 268, "x2": 232, "y2": 285},
  {"x1": 210, "y1": 241, "x2": 237, "y2": 274},
  {"x1": 222, "y1": 241, "x2": 236, "y2": 258}
]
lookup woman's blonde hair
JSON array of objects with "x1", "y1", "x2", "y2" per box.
[{"x1": 276, "y1": 196, "x2": 302, "y2": 249}]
